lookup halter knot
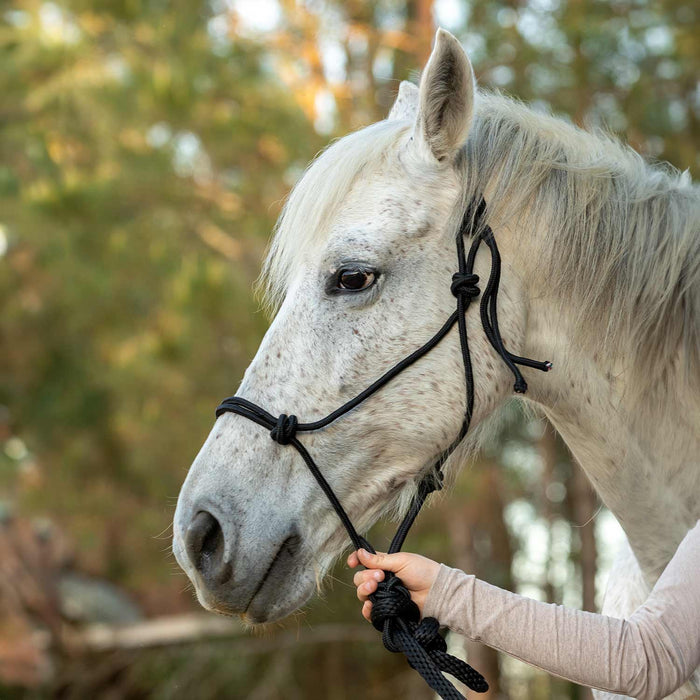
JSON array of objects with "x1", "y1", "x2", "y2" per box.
[
  {"x1": 369, "y1": 574, "x2": 489, "y2": 696},
  {"x1": 270, "y1": 413, "x2": 298, "y2": 445},
  {"x1": 370, "y1": 575, "x2": 420, "y2": 634},
  {"x1": 450, "y1": 272, "x2": 480, "y2": 300},
  {"x1": 412, "y1": 616, "x2": 445, "y2": 651}
]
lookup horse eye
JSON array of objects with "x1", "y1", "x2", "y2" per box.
[{"x1": 337, "y1": 267, "x2": 376, "y2": 292}]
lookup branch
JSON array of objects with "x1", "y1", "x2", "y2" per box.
[
  {"x1": 68, "y1": 614, "x2": 377, "y2": 655},
  {"x1": 70, "y1": 613, "x2": 243, "y2": 652}
]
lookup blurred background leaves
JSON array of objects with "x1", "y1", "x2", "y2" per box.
[{"x1": 0, "y1": 0, "x2": 697, "y2": 697}]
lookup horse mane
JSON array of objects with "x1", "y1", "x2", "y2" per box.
[
  {"x1": 260, "y1": 90, "x2": 700, "y2": 396},
  {"x1": 461, "y1": 93, "x2": 700, "y2": 397},
  {"x1": 258, "y1": 120, "x2": 409, "y2": 312}
]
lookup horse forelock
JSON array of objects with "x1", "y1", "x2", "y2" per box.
[{"x1": 257, "y1": 119, "x2": 410, "y2": 313}]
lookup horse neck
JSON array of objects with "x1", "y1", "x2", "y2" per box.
[{"x1": 515, "y1": 205, "x2": 700, "y2": 584}]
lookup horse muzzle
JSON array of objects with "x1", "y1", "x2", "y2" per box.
[{"x1": 173, "y1": 503, "x2": 316, "y2": 623}]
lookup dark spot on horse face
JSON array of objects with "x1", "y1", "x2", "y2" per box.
[
  {"x1": 215, "y1": 433, "x2": 222, "y2": 440},
  {"x1": 415, "y1": 221, "x2": 432, "y2": 238},
  {"x1": 353, "y1": 328, "x2": 359, "y2": 335}
]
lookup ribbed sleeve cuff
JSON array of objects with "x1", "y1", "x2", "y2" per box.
[{"x1": 423, "y1": 563, "x2": 476, "y2": 634}]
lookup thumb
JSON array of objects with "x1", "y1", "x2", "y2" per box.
[{"x1": 357, "y1": 549, "x2": 407, "y2": 572}]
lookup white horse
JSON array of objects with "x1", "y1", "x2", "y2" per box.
[{"x1": 174, "y1": 29, "x2": 700, "y2": 698}]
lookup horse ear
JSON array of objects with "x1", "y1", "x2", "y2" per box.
[
  {"x1": 416, "y1": 28, "x2": 476, "y2": 162},
  {"x1": 387, "y1": 81, "x2": 419, "y2": 122}
]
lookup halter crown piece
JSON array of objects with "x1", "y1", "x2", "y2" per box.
[{"x1": 216, "y1": 197, "x2": 552, "y2": 699}]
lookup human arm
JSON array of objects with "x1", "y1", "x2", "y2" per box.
[{"x1": 350, "y1": 521, "x2": 700, "y2": 699}]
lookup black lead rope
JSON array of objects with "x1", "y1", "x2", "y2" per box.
[{"x1": 215, "y1": 196, "x2": 551, "y2": 699}]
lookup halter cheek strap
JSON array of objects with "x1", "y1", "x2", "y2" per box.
[{"x1": 215, "y1": 196, "x2": 551, "y2": 699}]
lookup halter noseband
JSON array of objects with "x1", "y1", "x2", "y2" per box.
[{"x1": 215, "y1": 196, "x2": 551, "y2": 699}]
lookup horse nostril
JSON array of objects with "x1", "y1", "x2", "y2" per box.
[{"x1": 186, "y1": 511, "x2": 232, "y2": 586}]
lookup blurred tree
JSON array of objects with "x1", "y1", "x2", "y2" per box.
[
  {"x1": 266, "y1": 0, "x2": 698, "y2": 173},
  {"x1": 0, "y1": 0, "x2": 325, "y2": 594},
  {"x1": 0, "y1": 0, "x2": 697, "y2": 697}
]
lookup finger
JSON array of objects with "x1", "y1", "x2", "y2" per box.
[
  {"x1": 357, "y1": 579, "x2": 379, "y2": 601},
  {"x1": 353, "y1": 569, "x2": 384, "y2": 587},
  {"x1": 356, "y1": 548, "x2": 407, "y2": 573},
  {"x1": 347, "y1": 551, "x2": 359, "y2": 568},
  {"x1": 356, "y1": 579, "x2": 378, "y2": 602},
  {"x1": 362, "y1": 600, "x2": 372, "y2": 622}
]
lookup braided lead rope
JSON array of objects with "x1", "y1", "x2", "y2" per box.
[
  {"x1": 370, "y1": 576, "x2": 489, "y2": 698},
  {"x1": 215, "y1": 197, "x2": 551, "y2": 698}
]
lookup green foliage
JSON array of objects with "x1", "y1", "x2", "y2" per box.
[
  {"x1": 0, "y1": 0, "x2": 324, "y2": 587},
  {"x1": 450, "y1": 0, "x2": 699, "y2": 175}
]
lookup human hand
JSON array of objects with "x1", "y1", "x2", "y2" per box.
[{"x1": 347, "y1": 549, "x2": 440, "y2": 622}]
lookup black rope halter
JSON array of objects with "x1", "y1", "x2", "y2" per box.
[{"x1": 215, "y1": 196, "x2": 552, "y2": 699}]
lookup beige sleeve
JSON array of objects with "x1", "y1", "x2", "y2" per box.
[{"x1": 423, "y1": 520, "x2": 700, "y2": 700}]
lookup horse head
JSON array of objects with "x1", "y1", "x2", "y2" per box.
[{"x1": 173, "y1": 30, "x2": 531, "y2": 623}]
